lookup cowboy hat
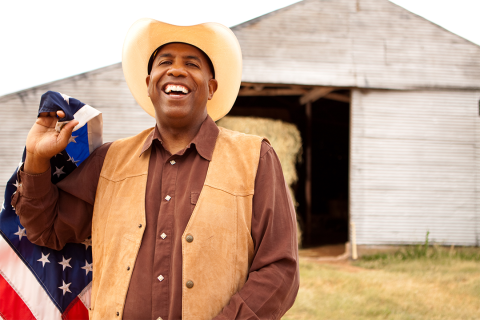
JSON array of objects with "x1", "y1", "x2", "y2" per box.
[{"x1": 122, "y1": 18, "x2": 242, "y2": 121}]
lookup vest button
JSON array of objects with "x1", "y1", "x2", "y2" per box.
[
  {"x1": 127, "y1": 266, "x2": 130, "y2": 271},
  {"x1": 138, "y1": 224, "x2": 142, "y2": 228},
  {"x1": 116, "y1": 312, "x2": 119, "y2": 316},
  {"x1": 185, "y1": 234, "x2": 194, "y2": 243},
  {"x1": 186, "y1": 280, "x2": 194, "y2": 288}
]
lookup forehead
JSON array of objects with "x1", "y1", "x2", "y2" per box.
[{"x1": 155, "y1": 42, "x2": 208, "y2": 61}]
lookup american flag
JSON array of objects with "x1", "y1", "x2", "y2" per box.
[{"x1": 0, "y1": 91, "x2": 102, "y2": 320}]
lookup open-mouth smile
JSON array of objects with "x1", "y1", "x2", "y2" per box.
[{"x1": 163, "y1": 84, "x2": 190, "y2": 97}]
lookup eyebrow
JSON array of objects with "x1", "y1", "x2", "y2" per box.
[
  {"x1": 156, "y1": 53, "x2": 202, "y2": 63},
  {"x1": 183, "y1": 55, "x2": 202, "y2": 63}
]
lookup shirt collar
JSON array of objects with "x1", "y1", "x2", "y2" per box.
[{"x1": 140, "y1": 115, "x2": 219, "y2": 161}]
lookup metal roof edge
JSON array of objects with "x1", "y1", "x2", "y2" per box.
[
  {"x1": 231, "y1": 0, "x2": 304, "y2": 31},
  {"x1": 386, "y1": 0, "x2": 480, "y2": 48},
  {"x1": 0, "y1": 63, "x2": 123, "y2": 103}
]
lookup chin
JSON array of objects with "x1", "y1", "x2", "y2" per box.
[{"x1": 155, "y1": 108, "x2": 192, "y2": 125}]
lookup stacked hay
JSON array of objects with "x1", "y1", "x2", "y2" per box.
[{"x1": 217, "y1": 116, "x2": 303, "y2": 245}]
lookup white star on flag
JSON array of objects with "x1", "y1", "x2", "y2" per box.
[
  {"x1": 59, "y1": 280, "x2": 72, "y2": 295},
  {"x1": 53, "y1": 166, "x2": 65, "y2": 178},
  {"x1": 68, "y1": 135, "x2": 78, "y2": 144},
  {"x1": 38, "y1": 252, "x2": 51, "y2": 267},
  {"x1": 60, "y1": 92, "x2": 70, "y2": 105},
  {"x1": 67, "y1": 155, "x2": 80, "y2": 165},
  {"x1": 58, "y1": 256, "x2": 72, "y2": 271},
  {"x1": 14, "y1": 226, "x2": 26, "y2": 241},
  {"x1": 81, "y1": 238, "x2": 92, "y2": 249},
  {"x1": 13, "y1": 180, "x2": 20, "y2": 188},
  {"x1": 81, "y1": 260, "x2": 93, "y2": 275}
]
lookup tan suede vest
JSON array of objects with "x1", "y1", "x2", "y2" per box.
[{"x1": 89, "y1": 126, "x2": 264, "y2": 320}]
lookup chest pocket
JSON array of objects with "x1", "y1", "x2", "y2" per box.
[{"x1": 190, "y1": 191, "x2": 200, "y2": 212}]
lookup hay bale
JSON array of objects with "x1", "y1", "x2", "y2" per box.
[{"x1": 217, "y1": 116, "x2": 303, "y2": 245}]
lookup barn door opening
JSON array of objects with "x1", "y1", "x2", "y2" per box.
[
  {"x1": 226, "y1": 84, "x2": 350, "y2": 248},
  {"x1": 301, "y1": 90, "x2": 351, "y2": 247}
]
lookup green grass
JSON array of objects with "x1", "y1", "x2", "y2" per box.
[{"x1": 283, "y1": 245, "x2": 480, "y2": 320}]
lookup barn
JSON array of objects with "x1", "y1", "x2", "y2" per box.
[{"x1": 1, "y1": 0, "x2": 480, "y2": 248}]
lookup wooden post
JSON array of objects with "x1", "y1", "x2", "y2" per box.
[
  {"x1": 305, "y1": 101, "x2": 312, "y2": 246},
  {"x1": 351, "y1": 222, "x2": 358, "y2": 260}
]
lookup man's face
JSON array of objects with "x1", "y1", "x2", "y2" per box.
[{"x1": 146, "y1": 43, "x2": 218, "y2": 127}]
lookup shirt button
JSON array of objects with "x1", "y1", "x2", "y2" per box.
[
  {"x1": 161, "y1": 233, "x2": 167, "y2": 239},
  {"x1": 185, "y1": 234, "x2": 194, "y2": 243},
  {"x1": 186, "y1": 280, "x2": 194, "y2": 288},
  {"x1": 170, "y1": 160, "x2": 176, "y2": 165},
  {"x1": 157, "y1": 317, "x2": 163, "y2": 320},
  {"x1": 165, "y1": 195, "x2": 171, "y2": 201},
  {"x1": 158, "y1": 275, "x2": 164, "y2": 282}
]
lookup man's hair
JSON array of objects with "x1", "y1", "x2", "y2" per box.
[{"x1": 147, "y1": 42, "x2": 215, "y2": 79}]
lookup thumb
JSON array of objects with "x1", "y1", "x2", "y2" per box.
[{"x1": 57, "y1": 120, "x2": 80, "y2": 145}]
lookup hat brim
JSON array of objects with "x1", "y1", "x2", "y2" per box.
[{"x1": 122, "y1": 18, "x2": 242, "y2": 122}]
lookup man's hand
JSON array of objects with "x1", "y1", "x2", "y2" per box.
[{"x1": 24, "y1": 111, "x2": 79, "y2": 174}]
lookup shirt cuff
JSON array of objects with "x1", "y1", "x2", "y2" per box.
[{"x1": 17, "y1": 166, "x2": 52, "y2": 199}]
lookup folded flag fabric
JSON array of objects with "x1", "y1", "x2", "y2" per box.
[{"x1": 0, "y1": 91, "x2": 102, "y2": 320}]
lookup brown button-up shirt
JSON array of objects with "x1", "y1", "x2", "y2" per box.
[{"x1": 14, "y1": 116, "x2": 299, "y2": 320}]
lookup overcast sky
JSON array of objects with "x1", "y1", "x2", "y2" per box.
[{"x1": 0, "y1": 0, "x2": 478, "y2": 97}]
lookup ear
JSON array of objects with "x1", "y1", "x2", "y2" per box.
[
  {"x1": 145, "y1": 75, "x2": 151, "y2": 97},
  {"x1": 207, "y1": 79, "x2": 218, "y2": 100}
]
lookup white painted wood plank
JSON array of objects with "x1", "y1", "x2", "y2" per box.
[{"x1": 351, "y1": 89, "x2": 480, "y2": 245}]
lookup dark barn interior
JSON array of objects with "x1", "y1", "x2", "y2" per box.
[{"x1": 229, "y1": 86, "x2": 350, "y2": 247}]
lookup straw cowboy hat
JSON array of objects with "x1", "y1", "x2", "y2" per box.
[{"x1": 122, "y1": 18, "x2": 243, "y2": 121}]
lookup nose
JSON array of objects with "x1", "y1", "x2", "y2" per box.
[{"x1": 167, "y1": 62, "x2": 188, "y2": 78}]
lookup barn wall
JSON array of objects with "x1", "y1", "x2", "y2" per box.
[
  {"x1": 350, "y1": 89, "x2": 480, "y2": 245},
  {"x1": 0, "y1": 64, "x2": 155, "y2": 191},
  {"x1": 233, "y1": 0, "x2": 480, "y2": 90}
]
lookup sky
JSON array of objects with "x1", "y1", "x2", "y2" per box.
[{"x1": 0, "y1": 0, "x2": 478, "y2": 97}]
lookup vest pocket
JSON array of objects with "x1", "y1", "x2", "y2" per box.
[{"x1": 113, "y1": 235, "x2": 139, "y2": 314}]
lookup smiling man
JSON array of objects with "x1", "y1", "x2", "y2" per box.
[{"x1": 13, "y1": 19, "x2": 299, "y2": 320}]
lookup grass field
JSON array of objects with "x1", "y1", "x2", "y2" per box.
[{"x1": 283, "y1": 245, "x2": 480, "y2": 320}]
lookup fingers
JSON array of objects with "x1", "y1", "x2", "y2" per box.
[
  {"x1": 38, "y1": 110, "x2": 65, "y2": 119},
  {"x1": 39, "y1": 111, "x2": 65, "y2": 118},
  {"x1": 57, "y1": 120, "x2": 79, "y2": 144}
]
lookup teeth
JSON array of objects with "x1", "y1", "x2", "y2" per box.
[{"x1": 165, "y1": 85, "x2": 189, "y2": 94}]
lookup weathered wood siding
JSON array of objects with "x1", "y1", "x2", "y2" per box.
[
  {"x1": 0, "y1": 64, "x2": 154, "y2": 191},
  {"x1": 233, "y1": 0, "x2": 480, "y2": 90},
  {"x1": 2, "y1": 0, "x2": 480, "y2": 246},
  {"x1": 350, "y1": 89, "x2": 480, "y2": 245}
]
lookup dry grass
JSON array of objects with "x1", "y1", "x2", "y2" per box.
[{"x1": 284, "y1": 247, "x2": 480, "y2": 320}]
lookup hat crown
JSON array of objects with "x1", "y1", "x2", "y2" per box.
[{"x1": 122, "y1": 18, "x2": 242, "y2": 121}]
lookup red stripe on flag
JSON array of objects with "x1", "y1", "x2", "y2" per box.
[
  {"x1": 62, "y1": 297, "x2": 89, "y2": 320},
  {"x1": 0, "y1": 273, "x2": 36, "y2": 320}
]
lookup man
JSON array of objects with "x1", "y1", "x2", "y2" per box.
[{"x1": 13, "y1": 19, "x2": 299, "y2": 319}]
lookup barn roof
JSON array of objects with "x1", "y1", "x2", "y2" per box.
[
  {"x1": 232, "y1": 0, "x2": 480, "y2": 90},
  {"x1": 2, "y1": 0, "x2": 480, "y2": 101}
]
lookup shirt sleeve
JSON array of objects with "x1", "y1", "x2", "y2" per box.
[
  {"x1": 213, "y1": 141, "x2": 300, "y2": 320},
  {"x1": 11, "y1": 143, "x2": 112, "y2": 251}
]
